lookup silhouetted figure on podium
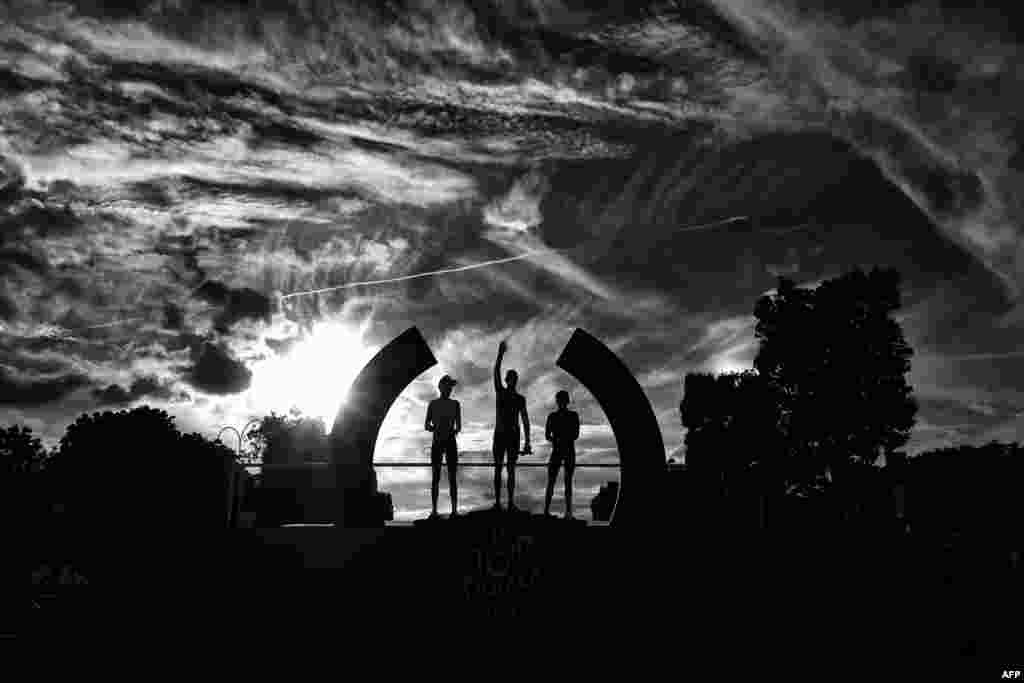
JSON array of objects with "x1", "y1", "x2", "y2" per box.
[
  {"x1": 544, "y1": 390, "x2": 580, "y2": 518},
  {"x1": 493, "y1": 340, "x2": 530, "y2": 511},
  {"x1": 425, "y1": 375, "x2": 461, "y2": 518}
]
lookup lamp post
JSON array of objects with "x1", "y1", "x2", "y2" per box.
[
  {"x1": 217, "y1": 426, "x2": 243, "y2": 457},
  {"x1": 216, "y1": 426, "x2": 244, "y2": 528}
]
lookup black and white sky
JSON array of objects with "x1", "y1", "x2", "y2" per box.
[{"x1": 2, "y1": 0, "x2": 1024, "y2": 517}]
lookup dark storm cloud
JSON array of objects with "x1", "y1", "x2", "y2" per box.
[
  {"x1": 0, "y1": 65, "x2": 53, "y2": 98},
  {"x1": 91, "y1": 383, "x2": 132, "y2": 404},
  {"x1": 0, "y1": 245, "x2": 50, "y2": 276},
  {"x1": 98, "y1": 58, "x2": 291, "y2": 110},
  {"x1": 193, "y1": 281, "x2": 273, "y2": 332},
  {"x1": 92, "y1": 375, "x2": 180, "y2": 405},
  {"x1": 0, "y1": 366, "x2": 88, "y2": 405},
  {"x1": 177, "y1": 176, "x2": 354, "y2": 208},
  {"x1": 0, "y1": 155, "x2": 26, "y2": 201},
  {"x1": 1, "y1": 200, "x2": 83, "y2": 241},
  {"x1": 162, "y1": 302, "x2": 184, "y2": 330},
  {"x1": 183, "y1": 341, "x2": 253, "y2": 395}
]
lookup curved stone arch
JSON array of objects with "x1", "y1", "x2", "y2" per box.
[
  {"x1": 556, "y1": 328, "x2": 666, "y2": 527},
  {"x1": 330, "y1": 326, "x2": 437, "y2": 526}
]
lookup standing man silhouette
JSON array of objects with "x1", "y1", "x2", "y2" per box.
[
  {"x1": 425, "y1": 374, "x2": 461, "y2": 518},
  {"x1": 493, "y1": 340, "x2": 530, "y2": 512},
  {"x1": 544, "y1": 390, "x2": 580, "y2": 518}
]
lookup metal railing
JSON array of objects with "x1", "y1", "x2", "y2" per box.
[{"x1": 243, "y1": 462, "x2": 621, "y2": 468}]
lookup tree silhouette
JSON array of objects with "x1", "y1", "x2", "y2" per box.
[
  {"x1": 0, "y1": 424, "x2": 50, "y2": 519},
  {"x1": 45, "y1": 406, "x2": 237, "y2": 530},
  {"x1": 681, "y1": 370, "x2": 785, "y2": 527},
  {"x1": 247, "y1": 412, "x2": 328, "y2": 465},
  {"x1": 753, "y1": 267, "x2": 917, "y2": 504},
  {"x1": 0, "y1": 424, "x2": 48, "y2": 474},
  {"x1": 245, "y1": 412, "x2": 331, "y2": 525}
]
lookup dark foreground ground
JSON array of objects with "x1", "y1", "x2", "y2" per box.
[{"x1": 10, "y1": 509, "x2": 1023, "y2": 673}]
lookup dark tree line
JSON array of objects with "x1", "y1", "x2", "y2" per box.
[
  {"x1": 679, "y1": 266, "x2": 1022, "y2": 546},
  {"x1": 2, "y1": 406, "x2": 240, "y2": 531},
  {"x1": 2, "y1": 407, "x2": 385, "y2": 535},
  {"x1": 896, "y1": 441, "x2": 1024, "y2": 546},
  {"x1": 683, "y1": 268, "x2": 916, "y2": 496}
]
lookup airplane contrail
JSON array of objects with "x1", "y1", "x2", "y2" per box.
[
  {"x1": 279, "y1": 248, "x2": 567, "y2": 301},
  {"x1": 279, "y1": 215, "x2": 749, "y2": 301},
  {"x1": 674, "y1": 215, "x2": 749, "y2": 232},
  {"x1": 34, "y1": 216, "x2": 752, "y2": 334},
  {"x1": 43, "y1": 317, "x2": 148, "y2": 337},
  {"x1": 82, "y1": 317, "x2": 147, "y2": 330}
]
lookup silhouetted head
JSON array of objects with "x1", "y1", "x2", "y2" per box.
[
  {"x1": 555, "y1": 390, "x2": 569, "y2": 408},
  {"x1": 438, "y1": 374, "x2": 457, "y2": 397},
  {"x1": 505, "y1": 369, "x2": 518, "y2": 390}
]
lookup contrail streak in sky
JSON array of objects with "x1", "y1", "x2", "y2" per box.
[
  {"x1": 674, "y1": 215, "x2": 749, "y2": 232},
  {"x1": 43, "y1": 317, "x2": 148, "y2": 337},
  {"x1": 279, "y1": 248, "x2": 567, "y2": 301},
  {"x1": 280, "y1": 216, "x2": 748, "y2": 301},
  {"x1": 40, "y1": 216, "x2": 751, "y2": 334}
]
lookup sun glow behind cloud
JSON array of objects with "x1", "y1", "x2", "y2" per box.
[{"x1": 246, "y1": 319, "x2": 376, "y2": 433}]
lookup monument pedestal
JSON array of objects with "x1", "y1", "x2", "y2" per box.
[{"x1": 226, "y1": 509, "x2": 616, "y2": 624}]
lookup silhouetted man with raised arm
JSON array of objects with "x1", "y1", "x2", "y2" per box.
[
  {"x1": 544, "y1": 390, "x2": 580, "y2": 519},
  {"x1": 493, "y1": 340, "x2": 530, "y2": 512},
  {"x1": 425, "y1": 375, "x2": 461, "y2": 519}
]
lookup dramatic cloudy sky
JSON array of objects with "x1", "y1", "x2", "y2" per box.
[{"x1": 3, "y1": 0, "x2": 1024, "y2": 518}]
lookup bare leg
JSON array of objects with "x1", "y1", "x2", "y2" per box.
[
  {"x1": 492, "y1": 449, "x2": 503, "y2": 509},
  {"x1": 564, "y1": 466, "x2": 574, "y2": 518},
  {"x1": 430, "y1": 462, "x2": 440, "y2": 516},
  {"x1": 506, "y1": 454, "x2": 517, "y2": 510},
  {"x1": 544, "y1": 464, "x2": 557, "y2": 516},
  {"x1": 448, "y1": 462, "x2": 458, "y2": 515}
]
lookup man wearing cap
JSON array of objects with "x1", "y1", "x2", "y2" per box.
[
  {"x1": 425, "y1": 374, "x2": 461, "y2": 518},
  {"x1": 493, "y1": 340, "x2": 531, "y2": 512},
  {"x1": 544, "y1": 390, "x2": 580, "y2": 518}
]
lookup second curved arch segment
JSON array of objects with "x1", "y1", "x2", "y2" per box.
[
  {"x1": 330, "y1": 326, "x2": 438, "y2": 527},
  {"x1": 556, "y1": 328, "x2": 667, "y2": 527}
]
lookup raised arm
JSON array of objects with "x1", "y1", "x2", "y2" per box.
[{"x1": 494, "y1": 340, "x2": 506, "y2": 393}]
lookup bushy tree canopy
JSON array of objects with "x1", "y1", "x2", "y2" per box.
[
  {"x1": 0, "y1": 424, "x2": 48, "y2": 475},
  {"x1": 248, "y1": 412, "x2": 329, "y2": 464},
  {"x1": 753, "y1": 267, "x2": 917, "y2": 488},
  {"x1": 45, "y1": 406, "x2": 237, "y2": 529},
  {"x1": 680, "y1": 369, "x2": 782, "y2": 488}
]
